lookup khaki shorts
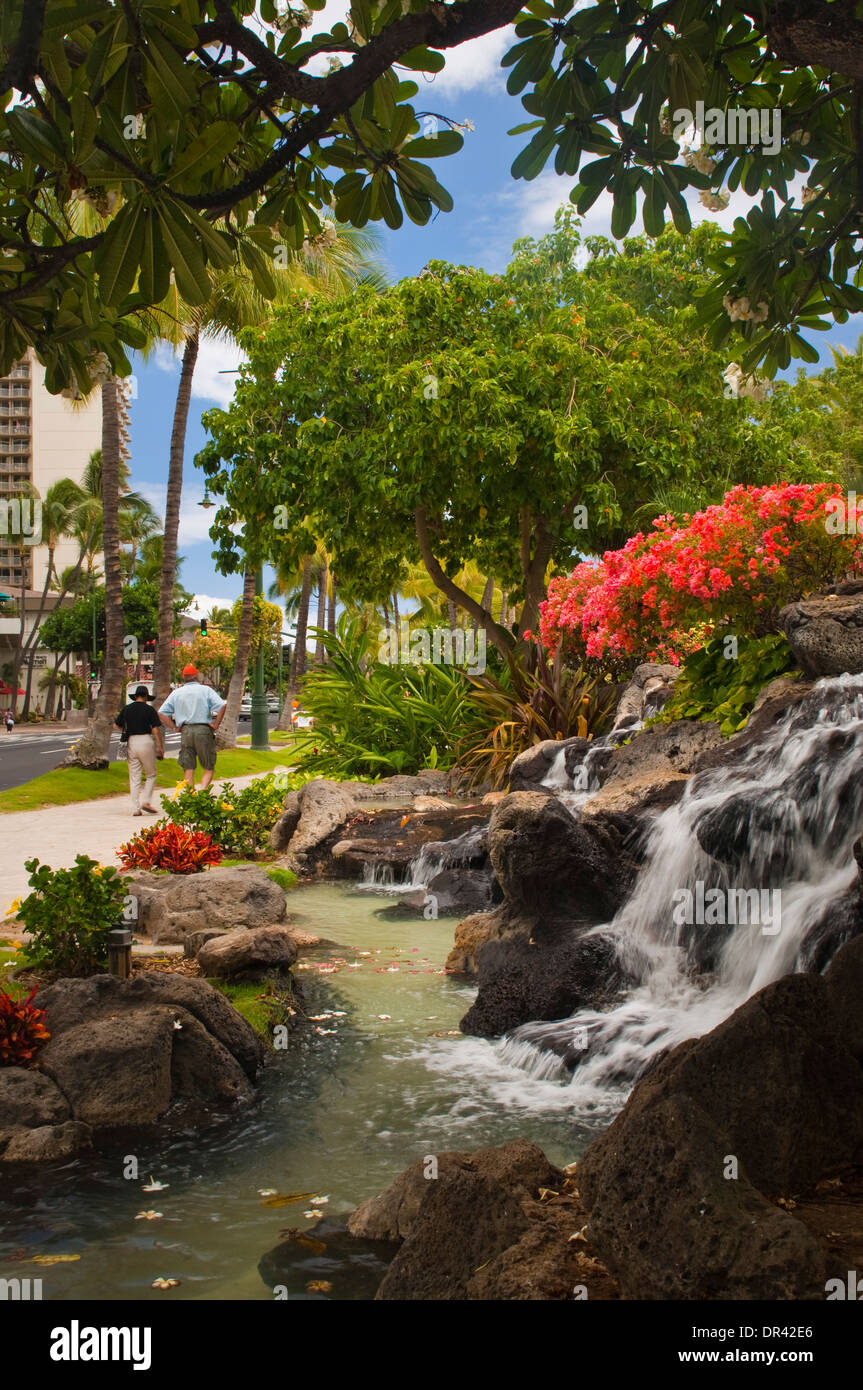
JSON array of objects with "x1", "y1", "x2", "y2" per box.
[{"x1": 178, "y1": 722, "x2": 216, "y2": 771}]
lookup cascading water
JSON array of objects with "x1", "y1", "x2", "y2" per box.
[
  {"x1": 541, "y1": 723, "x2": 642, "y2": 812},
  {"x1": 358, "y1": 823, "x2": 489, "y2": 896},
  {"x1": 500, "y1": 675, "x2": 863, "y2": 1115}
]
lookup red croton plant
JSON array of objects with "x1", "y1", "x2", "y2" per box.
[
  {"x1": 0, "y1": 987, "x2": 50, "y2": 1068},
  {"x1": 117, "y1": 822, "x2": 222, "y2": 874}
]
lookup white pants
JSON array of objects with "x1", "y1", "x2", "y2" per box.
[{"x1": 128, "y1": 734, "x2": 157, "y2": 811}]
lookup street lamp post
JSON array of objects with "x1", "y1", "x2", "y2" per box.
[{"x1": 250, "y1": 568, "x2": 269, "y2": 750}]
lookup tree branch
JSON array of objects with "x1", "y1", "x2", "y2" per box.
[{"x1": 414, "y1": 504, "x2": 514, "y2": 653}]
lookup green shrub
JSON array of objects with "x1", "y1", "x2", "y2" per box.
[
  {"x1": 163, "y1": 772, "x2": 310, "y2": 858},
  {"x1": 656, "y1": 632, "x2": 799, "y2": 736},
  {"x1": 456, "y1": 647, "x2": 620, "y2": 788},
  {"x1": 17, "y1": 855, "x2": 128, "y2": 976},
  {"x1": 296, "y1": 616, "x2": 485, "y2": 777}
]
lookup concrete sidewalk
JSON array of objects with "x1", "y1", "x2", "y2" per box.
[{"x1": 0, "y1": 770, "x2": 274, "y2": 909}]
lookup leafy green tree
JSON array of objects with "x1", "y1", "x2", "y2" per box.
[
  {"x1": 0, "y1": 0, "x2": 521, "y2": 387},
  {"x1": 199, "y1": 215, "x2": 822, "y2": 653},
  {"x1": 505, "y1": 0, "x2": 863, "y2": 374}
]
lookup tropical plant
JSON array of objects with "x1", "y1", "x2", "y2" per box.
[
  {"x1": 0, "y1": 1, "x2": 511, "y2": 384},
  {"x1": 540, "y1": 484, "x2": 860, "y2": 668},
  {"x1": 117, "y1": 823, "x2": 222, "y2": 875},
  {"x1": 456, "y1": 649, "x2": 620, "y2": 789},
  {"x1": 506, "y1": 0, "x2": 863, "y2": 377},
  {"x1": 17, "y1": 855, "x2": 127, "y2": 976},
  {"x1": 293, "y1": 617, "x2": 483, "y2": 777},
  {"x1": 655, "y1": 634, "x2": 800, "y2": 737},
  {"x1": 0, "y1": 987, "x2": 50, "y2": 1068}
]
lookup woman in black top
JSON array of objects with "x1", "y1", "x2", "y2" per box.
[{"x1": 115, "y1": 686, "x2": 165, "y2": 815}]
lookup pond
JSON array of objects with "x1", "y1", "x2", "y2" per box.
[{"x1": 0, "y1": 882, "x2": 606, "y2": 1302}]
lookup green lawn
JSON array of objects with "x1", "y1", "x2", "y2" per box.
[{"x1": 0, "y1": 748, "x2": 295, "y2": 814}]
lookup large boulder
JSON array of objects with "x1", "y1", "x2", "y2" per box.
[
  {"x1": 612, "y1": 662, "x2": 680, "y2": 729},
  {"x1": 488, "y1": 792, "x2": 623, "y2": 921},
  {"x1": 577, "y1": 953, "x2": 863, "y2": 1299},
  {"x1": 581, "y1": 719, "x2": 722, "y2": 819},
  {"x1": 40, "y1": 1005, "x2": 253, "y2": 1128},
  {"x1": 125, "y1": 864, "x2": 289, "y2": 945},
  {"x1": 460, "y1": 925, "x2": 624, "y2": 1038},
  {"x1": 36, "y1": 973, "x2": 265, "y2": 1079},
  {"x1": 10, "y1": 974, "x2": 266, "y2": 1157},
  {"x1": 348, "y1": 1140, "x2": 616, "y2": 1301},
  {"x1": 779, "y1": 591, "x2": 863, "y2": 677},
  {"x1": 197, "y1": 924, "x2": 299, "y2": 980}
]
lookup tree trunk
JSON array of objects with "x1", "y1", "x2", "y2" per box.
[
  {"x1": 327, "y1": 571, "x2": 337, "y2": 636},
  {"x1": 414, "y1": 506, "x2": 514, "y2": 655},
  {"x1": 216, "y1": 568, "x2": 256, "y2": 749},
  {"x1": 153, "y1": 331, "x2": 199, "y2": 706},
  {"x1": 276, "y1": 553, "x2": 312, "y2": 729},
  {"x1": 64, "y1": 380, "x2": 125, "y2": 768},
  {"x1": 475, "y1": 575, "x2": 494, "y2": 635},
  {"x1": 313, "y1": 554, "x2": 328, "y2": 664}
]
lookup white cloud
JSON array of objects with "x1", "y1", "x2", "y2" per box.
[
  {"x1": 153, "y1": 337, "x2": 245, "y2": 408},
  {"x1": 425, "y1": 29, "x2": 513, "y2": 98},
  {"x1": 184, "y1": 593, "x2": 242, "y2": 617},
  {"x1": 136, "y1": 481, "x2": 222, "y2": 547}
]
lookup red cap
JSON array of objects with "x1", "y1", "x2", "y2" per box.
[{"x1": 182, "y1": 664, "x2": 199, "y2": 678}]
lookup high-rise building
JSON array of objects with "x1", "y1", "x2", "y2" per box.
[{"x1": 0, "y1": 353, "x2": 132, "y2": 711}]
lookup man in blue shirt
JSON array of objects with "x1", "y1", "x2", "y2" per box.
[{"x1": 158, "y1": 665, "x2": 227, "y2": 789}]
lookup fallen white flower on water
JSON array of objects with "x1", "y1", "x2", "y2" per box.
[
  {"x1": 135, "y1": 1210, "x2": 163, "y2": 1221},
  {"x1": 142, "y1": 1177, "x2": 169, "y2": 1192}
]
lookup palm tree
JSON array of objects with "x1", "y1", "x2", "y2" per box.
[
  {"x1": 18, "y1": 478, "x2": 87, "y2": 716},
  {"x1": 274, "y1": 551, "x2": 315, "y2": 730},
  {"x1": 66, "y1": 377, "x2": 126, "y2": 768},
  {"x1": 151, "y1": 220, "x2": 384, "y2": 706}
]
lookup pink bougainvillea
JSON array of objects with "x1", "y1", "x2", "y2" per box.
[{"x1": 539, "y1": 483, "x2": 861, "y2": 665}]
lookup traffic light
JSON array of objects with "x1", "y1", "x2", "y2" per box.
[
  {"x1": 200, "y1": 617, "x2": 208, "y2": 638},
  {"x1": 89, "y1": 663, "x2": 97, "y2": 680}
]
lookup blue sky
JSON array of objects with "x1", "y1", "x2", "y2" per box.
[{"x1": 128, "y1": 15, "x2": 861, "y2": 617}]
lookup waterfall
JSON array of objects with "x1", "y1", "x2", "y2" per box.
[
  {"x1": 540, "y1": 723, "x2": 641, "y2": 811},
  {"x1": 501, "y1": 675, "x2": 863, "y2": 1113},
  {"x1": 356, "y1": 824, "x2": 489, "y2": 896}
]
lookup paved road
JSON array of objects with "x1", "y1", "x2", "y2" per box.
[{"x1": 0, "y1": 715, "x2": 282, "y2": 792}]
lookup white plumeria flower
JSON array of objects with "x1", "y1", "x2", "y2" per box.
[{"x1": 142, "y1": 1176, "x2": 169, "y2": 1192}]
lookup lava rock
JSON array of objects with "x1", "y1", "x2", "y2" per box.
[
  {"x1": 577, "y1": 959, "x2": 863, "y2": 1298},
  {"x1": 612, "y1": 662, "x2": 680, "y2": 728},
  {"x1": 36, "y1": 974, "x2": 264, "y2": 1080},
  {"x1": 488, "y1": 791, "x2": 623, "y2": 920},
  {"x1": 197, "y1": 924, "x2": 299, "y2": 980},
  {"x1": 780, "y1": 592, "x2": 863, "y2": 677},
  {"x1": 0, "y1": 1068, "x2": 70, "y2": 1128},
  {"x1": 125, "y1": 863, "x2": 289, "y2": 945},
  {"x1": 460, "y1": 925, "x2": 624, "y2": 1038},
  {"x1": 1, "y1": 1121, "x2": 92, "y2": 1163},
  {"x1": 582, "y1": 719, "x2": 722, "y2": 820}
]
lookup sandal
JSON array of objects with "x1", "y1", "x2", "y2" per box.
[{"x1": 142, "y1": 804, "x2": 158, "y2": 814}]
